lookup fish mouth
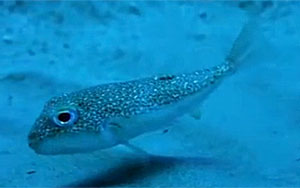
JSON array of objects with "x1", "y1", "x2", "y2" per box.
[
  {"x1": 28, "y1": 131, "x2": 42, "y2": 153},
  {"x1": 28, "y1": 134, "x2": 48, "y2": 155},
  {"x1": 27, "y1": 131, "x2": 58, "y2": 155},
  {"x1": 28, "y1": 140, "x2": 43, "y2": 154}
]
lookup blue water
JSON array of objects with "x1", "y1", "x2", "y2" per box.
[{"x1": 1, "y1": 1, "x2": 300, "y2": 187}]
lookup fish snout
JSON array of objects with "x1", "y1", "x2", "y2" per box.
[
  {"x1": 27, "y1": 131, "x2": 41, "y2": 152},
  {"x1": 28, "y1": 140, "x2": 39, "y2": 151}
]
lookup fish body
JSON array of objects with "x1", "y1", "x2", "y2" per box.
[
  {"x1": 28, "y1": 14, "x2": 257, "y2": 155},
  {"x1": 28, "y1": 64, "x2": 230, "y2": 154}
]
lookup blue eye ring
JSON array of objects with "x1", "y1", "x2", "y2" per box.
[{"x1": 52, "y1": 108, "x2": 79, "y2": 127}]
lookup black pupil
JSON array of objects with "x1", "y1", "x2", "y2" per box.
[{"x1": 58, "y1": 112, "x2": 71, "y2": 122}]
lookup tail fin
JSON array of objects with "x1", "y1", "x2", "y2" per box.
[{"x1": 225, "y1": 8, "x2": 261, "y2": 72}]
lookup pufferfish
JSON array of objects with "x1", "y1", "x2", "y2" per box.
[{"x1": 28, "y1": 15, "x2": 257, "y2": 155}]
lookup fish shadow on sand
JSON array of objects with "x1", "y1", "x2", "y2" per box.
[{"x1": 65, "y1": 154, "x2": 229, "y2": 187}]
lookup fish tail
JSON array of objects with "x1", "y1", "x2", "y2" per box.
[{"x1": 225, "y1": 8, "x2": 261, "y2": 73}]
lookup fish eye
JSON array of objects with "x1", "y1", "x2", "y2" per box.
[
  {"x1": 58, "y1": 112, "x2": 71, "y2": 122},
  {"x1": 52, "y1": 108, "x2": 78, "y2": 127}
]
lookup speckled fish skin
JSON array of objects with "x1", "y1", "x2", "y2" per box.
[{"x1": 27, "y1": 62, "x2": 232, "y2": 154}]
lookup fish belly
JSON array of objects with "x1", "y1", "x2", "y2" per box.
[{"x1": 112, "y1": 85, "x2": 216, "y2": 141}]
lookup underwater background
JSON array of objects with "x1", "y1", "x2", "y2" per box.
[{"x1": 1, "y1": 0, "x2": 300, "y2": 187}]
